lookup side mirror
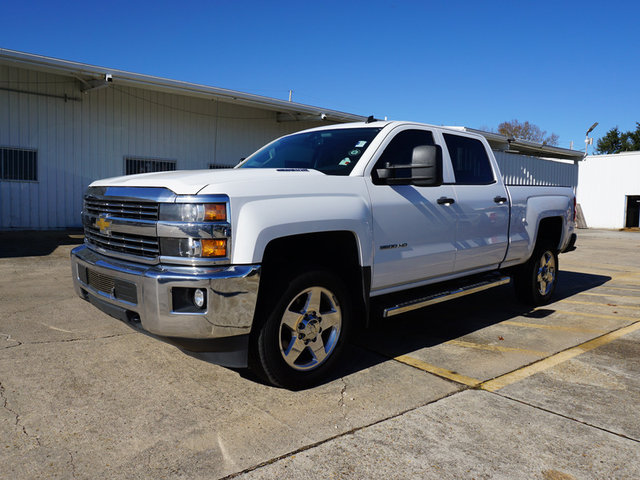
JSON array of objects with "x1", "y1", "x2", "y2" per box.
[
  {"x1": 375, "y1": 144, "x2": 443, "y2": 186},
  {"x1": 410, "y1": 145, "x2": 442, "y2": 187}
]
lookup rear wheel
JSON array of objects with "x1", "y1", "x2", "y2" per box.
[
  {"x1": 514, "y1": 243, "x2": 558, "y2": 306},
  {"x1": 251, "y1": 270, "x2": 351, "y2": 389}
]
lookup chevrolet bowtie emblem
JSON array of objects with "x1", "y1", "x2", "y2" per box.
[{"x1": 95, "y1": 216, "x2": 112, "y2": 234}]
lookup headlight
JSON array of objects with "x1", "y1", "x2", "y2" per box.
[
  {"x1": 158, "y1": 201, "x2": 229, "y2": 260},
  {"x1": 160, "y1": 238, "x2": 228, "y2": 258},
  {"x1": 159, "y1": 203, "x2": 227, "y2": 222}
]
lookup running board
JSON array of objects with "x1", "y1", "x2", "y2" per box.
[{"x1": 383, "y1": 274, "x2": 511, "y2": 318}]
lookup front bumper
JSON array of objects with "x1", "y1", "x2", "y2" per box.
[{"x1": 70, "y1": 244, "x2": 260, "y2": 340}]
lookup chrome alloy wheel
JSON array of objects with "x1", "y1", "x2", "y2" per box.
[
  {"x1": 278, "y1": 286, "x2": 342, "y2": 371},
  {"x1": 536, "y1": 250, "x2": 557, "y2": 296}
]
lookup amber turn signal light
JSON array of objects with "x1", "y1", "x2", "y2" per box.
[
  {"x1": 201, "y1": 239, "x2": 227, "y2": 257},
  {"x1": 204, "y1": 204, "x2": 227, "y2": 222}
]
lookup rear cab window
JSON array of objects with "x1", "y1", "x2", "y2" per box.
[{"x1": 443, "y1": 133, "x2": 495, "y2": 185}]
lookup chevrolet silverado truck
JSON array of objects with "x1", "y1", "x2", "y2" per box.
[{"x1": 71, "y1": 121, "x2": 577, "y2": 388}]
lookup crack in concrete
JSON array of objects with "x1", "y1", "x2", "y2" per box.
[
  {"x1": 493, "y1": 391, "x2": 640, "y2": 444},
  {"x1": 68, "y1": 450, "x2": 77, "y2": 479},
  {"x1": 220, "y1": 388, "x2": 463, "y2": 480},
  {"x1": 0, "y1": 381, "x2": 41, "y2": 447},
  {"x1": 338, "y1": 378, "x2": 347, "y2": 410},
  {"x1": 222, "y1": 384, "x2": 638, "y2": 479},
  {"x1": 1, "y1": 332, "x2": 136, "y2": 349},
  {"x1": 337, "y1": 377, "x2": 351, "y2": 427},
  {"x1": 0, "y1": 332, "x2": 22, "y2": 350}
]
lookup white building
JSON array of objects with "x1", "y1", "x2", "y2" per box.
[
  {"x1": 578, "y1": 151, "x2": 640, "y2": 229},
  {"x1": 1, "y1": 48, "x2": 584, "y2": 230},
  {"x1": 0, "y1": 49, "x2": 364, "y2": 229}
]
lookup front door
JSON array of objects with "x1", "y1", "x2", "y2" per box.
[{"x1": 366, "y1": 128, "x2": 458, "y2": 292}]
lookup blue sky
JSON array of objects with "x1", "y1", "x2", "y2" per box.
[{"x1": 2, "y1": 0, "x2": 638, "y2": 151}]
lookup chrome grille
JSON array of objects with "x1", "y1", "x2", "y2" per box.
[
  {"x1": 82, "y1": 266, "x2": 137, "y2": 304},
  {"x1": 84, "y1": 195, "x2": 159, "y2": 261},
  {"x1": 87, "y1": 269, "x2": 116, "y2": 294},
  {"x1": 85, "y1": 226, "x2": 159, "y2": 258},
  {"x1": 84, "y1": 197, "x2": 158, "y2": 220}
]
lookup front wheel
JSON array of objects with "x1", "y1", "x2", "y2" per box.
[
  {"x1": 250, "y1": 270, "x2": 351, "y2": 389},
  {"x1": 514, "y1": 243, "x2": 559, "y2": 306}
]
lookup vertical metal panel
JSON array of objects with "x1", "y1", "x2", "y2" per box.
[
  {"x1": 493, "y1": 151, "x2": 578, "y2": 189},
  {"x1": 0, "y1": 64, "x2": 329, "y2": 229}
]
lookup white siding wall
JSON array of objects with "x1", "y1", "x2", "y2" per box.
[
  {"x1": 577, "y1": 152, "x2": 640, "y2": 229},
  {"x1": 494, "y1": 151, "x2": 578, "y2": 188},
  {"x1": 0, "y1": 65, "x2": 321, "y2": 229}
]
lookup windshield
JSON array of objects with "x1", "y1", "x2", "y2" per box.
[{"x1": 238, "y1": 127, "x2": 382, "y2": 176}]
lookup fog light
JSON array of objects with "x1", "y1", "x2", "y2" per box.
[{"x1": 193, "y1": 289, "x2": 206, "y2": 308}]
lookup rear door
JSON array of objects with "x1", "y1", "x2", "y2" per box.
[
  {"x1": 366, "y1": 127, "x2": 458, "y2": 292},
  {"x1": 443, "y1": 133, "x2": 510, "y2": 272}
]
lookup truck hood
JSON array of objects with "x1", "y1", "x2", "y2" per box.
[{"x1": 90, "y1": 168, "x2": 326, "y2": 195}]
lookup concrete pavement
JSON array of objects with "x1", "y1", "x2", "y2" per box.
[{"x1": 1, "y1": 229, "x2": 638, "y2": 479}]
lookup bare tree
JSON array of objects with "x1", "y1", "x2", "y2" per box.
[{"x1": 497, "y1": 120, "x2": 559, "y2": 146}]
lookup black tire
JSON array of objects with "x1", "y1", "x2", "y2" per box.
[
  {"x1": 513, "y1": 242, "x2": 559, "y2": 306},
  {"x1": 250, "y1": 270, "x2": 351, "y2": 389}
]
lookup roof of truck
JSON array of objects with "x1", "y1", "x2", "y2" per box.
[{"x1": 298, "y1": 121, "x2": 584, "y2": 161}]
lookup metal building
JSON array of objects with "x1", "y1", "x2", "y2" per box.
[
  {"x1": 1, "y1": 48, "x2": 584, "y2": 230},
  {"x1": 0, "y1": 49, "x2": 364, "y2": 229},
  {"x1": 578, "y1": 151, "x2": 640, "y2": 229}
]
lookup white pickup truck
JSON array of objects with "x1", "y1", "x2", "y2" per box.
[{"x1": 71, "y1": 121, "x2": 577, "y2": 388}]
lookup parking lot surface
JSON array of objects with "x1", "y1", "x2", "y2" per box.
[{"x1": 1, "y1": 229, "x2": 639, "y2": 479}]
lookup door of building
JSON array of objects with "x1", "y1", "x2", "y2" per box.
[{"x1": 625, "y1": 196, "x2": 640, "y2": 228}]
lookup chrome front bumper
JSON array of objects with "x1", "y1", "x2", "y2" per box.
[{"x1": 70, "y1": 244, "x2": 260, "y2": 339}]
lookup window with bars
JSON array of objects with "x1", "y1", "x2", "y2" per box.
[
  {"x1": 208, "y1": 163, "x2": 237, "y2": 169},
  {"x1": 1, "y1": 147, "x2": 38, "y2": 181},
  {"x1": 125, "y1": 157, "x2": 176, "y2": 175}
]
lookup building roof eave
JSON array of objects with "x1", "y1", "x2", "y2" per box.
[{"x1": 0, "y1": 48, "x2": 366, "y2": 123}]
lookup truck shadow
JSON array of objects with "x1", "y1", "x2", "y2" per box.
[
  {"x1": 236, "y1": 270, "x2": 613, "y2": 389},
  {"x1": 318, "y1": 269, "x2": 613, "y2": 387},
  {"x1": 0, "y1": 230, "x2": 84, "y2": 258}
]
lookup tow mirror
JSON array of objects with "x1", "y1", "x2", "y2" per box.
[
  {"x1": 410, "y1": 145, "x2": 442, "y2": 187},
  {"x1": 375, "y1": 144, "x2": 443, "y2": 186}
]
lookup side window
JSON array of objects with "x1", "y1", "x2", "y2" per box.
[
  {"x1": 373, "y1": 129, "x2": 434, "y2": 182},
  {"x1": 443, "y1": 134, "x2": 494, "y2": 184},
  {"x1": 377, "y1": 129, "x2": 435, "y2": 167}
]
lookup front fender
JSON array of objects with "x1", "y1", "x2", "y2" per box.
[{"x1": 231, "y1": 193, "x2": 373, "y2": 267}]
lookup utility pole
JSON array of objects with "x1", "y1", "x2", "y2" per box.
[{"x1": 288, "y1": 90, "x2": 293, "y2": 102}]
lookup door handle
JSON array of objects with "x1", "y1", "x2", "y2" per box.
[
  {"x1": 437, "y1": 197, "x2": 455, "y2": 205},
  {"x1": 494, "y1": 196, "x2": 508, "y2": 204}
]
